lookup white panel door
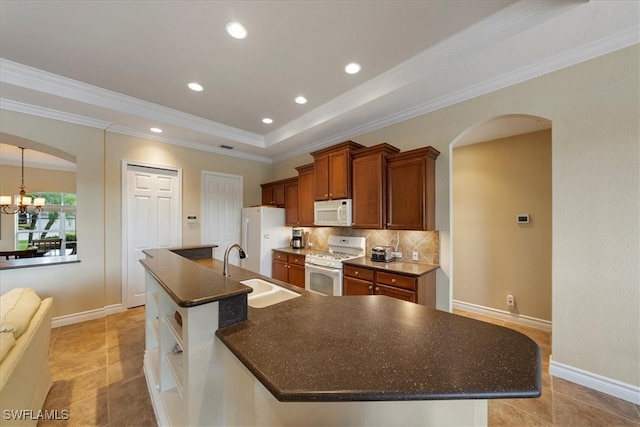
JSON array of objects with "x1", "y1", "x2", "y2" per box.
[
  {"x1": 202, "y1": 172, "x2": 242, "y2": 262},
  {"x1": 125, "y1": 164, "x2": 181, "y2": 308}
]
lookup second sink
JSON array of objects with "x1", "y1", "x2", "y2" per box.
[{"x1": 240, "y1": 278, "x2": 300, "y2": 308}]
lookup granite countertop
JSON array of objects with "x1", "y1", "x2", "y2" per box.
[
  {"x1": 217, "y1": 294, "x2": 541, "y2": 402},
  {"x1": 141, "y1": 247, "x2": 251, "y2": 307},
  {"x1": 343, "y1": 256, "x2": 439, "y2": 276},
  {"x1": 271, "y1": 247, "x2": 316, "y2": 256},
  {"x1": 143, "y1": 247, "x2": 542, "y2": 403}
]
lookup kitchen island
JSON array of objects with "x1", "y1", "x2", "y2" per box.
[{"x1": 141, "y1": 247, "x2": 541, "y2": 426}]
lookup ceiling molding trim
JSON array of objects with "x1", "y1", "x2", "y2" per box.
[
  {"x1": 106, "y1": 124, "x2": 273, "y2": 164},
  {"x1": 0, "y1": 98, "x2": 112, "y2": 129},
  {"x1": 1, "y1": 157, "x2": 76, "y2": 172},
  {"x1": 0, "y1": 58, "x2": 266, "y2": 147},
  {"x1": 272, "y1": 25, "x2": 640, "y2": 162},
  {"x1": 264, "y1": 0, "x2": 575, "y2": 147}
]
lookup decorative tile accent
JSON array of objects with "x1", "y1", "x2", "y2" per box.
[{"x1": 301, "y1": 227, "x2": 439, "y2": 264}]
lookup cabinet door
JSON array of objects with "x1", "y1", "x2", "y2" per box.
[
  {"x1": 289, "y1": 264, "x2": 306, "y2": 288},
  {"x1": 343, "y1": 276, "x2": 373, "y2": 296},
  {"x1": 285, "y1": 181, "x2": 299, "y2": 226},
  {"x1": 273, "y1": 184, "x2": 285, "y2": 206},
  {"x1": 328, "y1": 150, "x2": 350, "y2": 199},
  {"x1": 272, "y1": 259, "x2": 289, "y2": 282},
  {"x1": 352, "y1": 153, "x2": 384, "y2": 228},
  {"x1": 262, "y1": 185, "x2": 274, "y2": 205},
  {"x1": 387, "y1": 158, "x2": 425, "y2": 230},
  {"x1": 314, "y1": 155, "x2": 330, "y2": 200},
  {"x1": 374, "y1": 283, "x2": 416, "y2": 303},
  {"x1": 297, "y1": 165, "x2": 315, "y2": 226}
]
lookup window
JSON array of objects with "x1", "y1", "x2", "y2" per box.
[{"x1": 16, "y1": 192, "x2": 77, "y2": 254}]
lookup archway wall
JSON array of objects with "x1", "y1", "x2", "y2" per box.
[
  {"x1": 350, "y1": 45, "x2": 639, "y2": 388},
  {"x1": 452, "y1": 129, "x2": 552, "y2": 321}
]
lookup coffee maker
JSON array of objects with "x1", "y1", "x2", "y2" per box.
[{"x1": 291, "y1": 228, "x2": 305, "y2": 249}]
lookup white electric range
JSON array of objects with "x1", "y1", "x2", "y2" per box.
[{"x1": 304, "y1": 235, "x2": 366, "y2": 296}]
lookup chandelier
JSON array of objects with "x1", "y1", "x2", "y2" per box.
[{"x1": 1, "y1": 147, "x2": 45, "y2": 215}]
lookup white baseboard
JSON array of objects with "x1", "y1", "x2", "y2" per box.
[
  {"x1": 51, "y1": 304, "x2": 125, "y2": 328},
  {"x1": 452, "y1": 300, "x2": 552, "y2": 331},
  {"x1": 550, "y1": 359, "x2": 640, "y2": 405}
]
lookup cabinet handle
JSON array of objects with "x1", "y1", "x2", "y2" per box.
[
  {"x1": 392, "y1": 279, "x2": 396, "y2": 283},
  {"x1": 355, "y1": 271, "x2": 359, "y2": 275},
  {"x1": 375, "y1": 287, "x2": 379, "y2": 292},
  {"x1": 325, "y1": 193, "x2": 328, "y2": 197},
  {"x1": 368, "y1": 285, "x2": 372, "y2": 290}
]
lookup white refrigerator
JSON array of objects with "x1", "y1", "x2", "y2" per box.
[{"x1": 241, "y1": 206, "x2": 291, "y2": 277}]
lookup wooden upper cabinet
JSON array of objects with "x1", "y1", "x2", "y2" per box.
[
  {"x1": 284, "y1": 179, "x2": 299, "y2": 226},
  {"x1": 261, "y1": 177, "x2": 296, "y2": 208},
  {"x1": 386, "y1": 146, "x2": 440, "y2": 230},
  {"x1": 351, "y1": 143, "x2": 400, "y2": 229},
  {"x1": 311, "y1": 141, "x2": 364, "y2": 201},
  {"x1": 295, "y1": 163, "x2": 315, "y2": 226}
]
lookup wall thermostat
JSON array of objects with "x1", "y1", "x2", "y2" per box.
[
  {"x1": 187, "y1": 215, "x2": 197, "y2": 223},
  {"x1": 517, "y1": 214, "x2": 530, "y2": 224}
]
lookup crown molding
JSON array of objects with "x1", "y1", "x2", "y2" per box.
[
  {"x1": 0, "y1": 58, "x2": 265, "y2": 147},
  {"x1": 0, "y1": 98, "x2": 112, "y2": 129},
  {"x1": 265, "y1": 0, "x2": 575, "y2": 148},
  {"x1": 106, "y1": 125, "x2": 273, "y2": 164}
]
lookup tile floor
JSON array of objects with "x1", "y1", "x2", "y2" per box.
[{"x1": 39, "y1": 307, "x2": 639, "y2": 426}]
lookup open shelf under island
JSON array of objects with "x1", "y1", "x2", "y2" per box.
[{"x1": 140, "y1": 246, "x2": 541, "y2": 427}]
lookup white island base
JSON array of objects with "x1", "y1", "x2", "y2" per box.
[
  {"x1": 143, "y1": 265, "x2": 488, "y2": 426},
  {"x1": 220, "y1": 342, "x2": 488, "y2": 427}
]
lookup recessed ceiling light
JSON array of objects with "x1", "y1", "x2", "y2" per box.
[
  {"x1": 188, "y1": 82, "x2": 203, "y2": 92},
  {"x1": 226, "y1": 22, "x2": 247, "y2": 39},
  {"x1": 295, "y1": 96, "x2": 308, "y2": 105},
  {"x1": 150, "y1": 127, "x2": 163, "y2": 133},
  {"x1": 345, "y1": 62, "x2": 361, "y2": 74},
  {"x1": 262, "y1": 118, "x2": 273, "y2": 124}
]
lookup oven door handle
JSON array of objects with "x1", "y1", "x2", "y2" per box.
[{"x1": 305, "y1": 263, "x2": 341, "y2": 274}]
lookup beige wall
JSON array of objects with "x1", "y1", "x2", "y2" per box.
[
  {"x1": 0, "y1": 165, "x2": 76, "y2": 250},
  {"x1": 102, "y1": 132, "x2": 273, "y2": 306},
  {"x1": 452, "y1": 130, "x2": 552, "y2": 320},
  {"x1": 0, "y1": 111, "x2": 105, "y2": 318}
]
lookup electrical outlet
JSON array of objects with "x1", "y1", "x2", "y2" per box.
[
  {"x1": 412, "y1": 251, "x2": 419, "y2": 262},
  {"x1": 507, "y1": 294, "x2": 515, "y2": 309}
]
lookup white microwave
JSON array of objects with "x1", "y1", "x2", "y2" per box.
[{"x1": 314, "y1": 199, "x2": 352, "y2": 227}]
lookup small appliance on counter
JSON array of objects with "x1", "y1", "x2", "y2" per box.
[
  {"x1": 371, "y1": 246, "x2": 395, "y2": 262},
  {"x1": 290, "y1": 228, "x2": 305, "y2": 249}
]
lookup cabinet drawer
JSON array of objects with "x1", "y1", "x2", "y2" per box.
[
  {"x1": 376, "y1": 272, "x2": 416, "y2": 291},
  {"x1": 272, "y1": 251, "x2": 287, "y2": 261},
  {"x1": 289, "y1": 255, "x2": 306, "y2": 266},
  {"x1": 375, "y1": 283, "x2": 416, "y2": 303},
  {"x1": 343, "y1": 265, "x2": 374, "y2": 281}
]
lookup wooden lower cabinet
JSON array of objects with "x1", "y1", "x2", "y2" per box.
[
  {"x1": 272, "y1": 250, "x2": 305, "y2": 288},
  {"x1": 343, "y1": 276, "x2": 373, "y2": 296},
  {"x1": 343, "y1": 264, "x2": 435, "y2": 307}
]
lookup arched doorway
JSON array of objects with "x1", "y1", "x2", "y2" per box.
[{"x1": 449, "y1": 114, "x2": 552, "y2": 330}]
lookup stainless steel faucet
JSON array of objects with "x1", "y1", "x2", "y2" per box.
[{"x1": 223, "y1": 243, "x2": 246, "y2": 277}]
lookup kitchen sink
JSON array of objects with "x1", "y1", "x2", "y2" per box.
[{"x1": 240, "y1": 278, "x2": 300, "y2": 308}]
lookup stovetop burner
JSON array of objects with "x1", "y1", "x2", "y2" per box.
[
  {"x1": 306, "y1": 251, "x2": 354, "y2": 260},
  {"x1": 305, "y1": 236, "x2": 366, "y2": 269}
]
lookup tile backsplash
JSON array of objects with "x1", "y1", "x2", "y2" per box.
[{"x1": 303, "y1": 227, "x2": 439, "y2": 265}]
